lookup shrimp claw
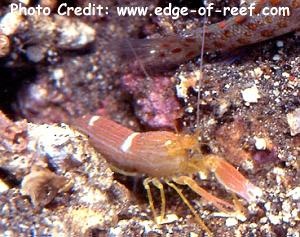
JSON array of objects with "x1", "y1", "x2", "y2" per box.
[
  {"x1": 172, "y1": 176, "x2": 235, "y2": 213},
  {"x1": 203, "y1": 155, "x2": 263, "y2": 202}
]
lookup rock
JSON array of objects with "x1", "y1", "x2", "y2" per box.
[
  {"x1": 0, "y1": 11, "x2": 22, "y2": 36},
  {"x1": 286, "y1": 108, "x2": 300, "y2": 136},
  {"x1": 54, "y1": 15, "x2": 95, "y2": 50},
  {"x1": 241, "y1": 85, "x2": 260, "y2": 104},
  {"x1": 0, "y1": 34, "x2": 10, "y2": 57}
]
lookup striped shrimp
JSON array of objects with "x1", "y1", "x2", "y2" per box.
[{"x1": 72, "y1": 116, "x2": 262, "y2": 236}]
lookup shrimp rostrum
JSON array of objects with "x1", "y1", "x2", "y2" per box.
[{"x1": 73, "y1": 115, "x2": 262, "y2": 235}]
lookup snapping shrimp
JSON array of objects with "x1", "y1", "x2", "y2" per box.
[{"x1": 72, "y1": 115, "x2": 262, "y2": 235}]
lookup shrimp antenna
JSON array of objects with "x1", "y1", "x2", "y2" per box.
[
  {"x1": 196, "y1": 13, "x2": 207, "y2": 132},
  {"x1": 125, "y1": 38, "x2": 151, "y2": 80}
]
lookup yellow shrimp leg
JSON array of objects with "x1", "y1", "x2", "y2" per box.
[
  {"x1": 165, "y1": 180, "x2": 213, "y2": 237},
  {"x1": 152, "y1": 178, "x2": 166, "y2": 223},
  {"x1": 143, "y1": 178, "x2": 158, "y2": 221},
  {"x1": 143, "y1": 178, "x2": 166, "y2": 224}
]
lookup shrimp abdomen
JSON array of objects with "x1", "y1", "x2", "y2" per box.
[{"x1": 72, "y1": 115, "x2": 194, "y2": 176}]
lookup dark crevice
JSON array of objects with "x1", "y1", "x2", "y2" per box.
[{"x1": 0, "y1": 66, "x2": 36, "y2": 120}]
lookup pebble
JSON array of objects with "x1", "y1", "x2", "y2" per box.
[
  {"x1": 0, "y1": 179, "x2": 9, "y2": 193},
  {"x1": 253, "y1": 67, "x2": 263, "y2": 78},
  {"x1": 52, "y1": 68, "x2": 64, "y2": 81},
  {"x1": 156, "y1": 214, "x2": 178, "y2": 224},
  {"x1": 264, "y1": 202, "x2": 271, "y2": 211},
  {"x1": 176, "y1": 73, "x2": 198, "y2": 99},
  {"x1": 260, "y1": 217, "x2": 268, "y2": 224},
  {"x1": 109, "y1": 226, "x2": 122, "y2": 237},
  {"x1": 268, "y1": 213, "x2": 282, "y2": 225},
  {"x1": 0, "y1": 34, "x2": 10, "y2": 57},
  {"x1": 18, "y1": 0, "x2": 30, "y2": 5},
  {"x1": 287, "y1": 187, "x2": 300, "y2": 200},
  {"x1": 0, "y1": 11, "x2": 22, "y2": 36},
  {"x1": 282, "y1": 200, "x2": 292, "y2": 223},
  {"x1": 190, "y1": 232, "x2": 198, "y2": 237},
  {"x1": 241, "y1": 85, "x2": 260, "y2": 104},
  {"x1": 249, "y1": 223, "x2": 258, "y2": 229},
  {"x1": 27, "y1": 124, "x2": 83, "y2": 173},
  {"x1": 26, "y1": 45, "x2": 46, "y2": 63},
  {"x1": 216, "y1": 99, "x2": 230, "y2": 116},
  {"x1": 185, "y1": 106, "x2": 194, "y2": 113},
  {"x1": 225, "y1": 217, "x2": 238, "y2": 227},
  {"x1": 224, "y1": 83, "x2": 231, "y2": 89},
  {"x1": 273, "y1": 89, "x2": 280, "y2": 97},
  {"x1": 287, "y1": 228, "x2": 300, "y2": 237},
  {"x1": 286, "y1": 108, "x2": 300, "y2": 136},
  {"x1": 272, "y1": 54, "x2": 281, "y2": 61},
  {"x1": 254, "y1": 136, "x2": 267, "y2": 150},
  {"x1": 282, "y1": 72, "x2": 290, "y2": 78},
  {"x1": 276, "y1": 40, "x2": 284, "y2": 47},
  {"x1": 273, "y1": 167, "x2": 285, "y2": 184},
  {"x1": 54, "y1": 15, "x2": 95, "y2": 50}
]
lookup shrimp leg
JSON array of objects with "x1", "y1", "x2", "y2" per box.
[
  {"x1": 143, "y1": 177, "x2": 166, "y2": 223},
  {"x1": 143, "y1": 178, "x2": 157, "y2": 221},
  {"x1": 152, "y1": 178, "x2": 166, "y2": 223},
  {"x1": 172, "y1": 176, "x2": 234, "y2": 213},
  {"x1": 165, "y1": 180, "x2": 213, "y2": 237}
]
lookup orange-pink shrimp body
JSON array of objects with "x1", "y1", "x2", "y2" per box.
[
  {"x1": 74, "y1": 115, "x2": 198, "y2": 177},
  {"x1": 73, "y1": 114, "x2": 262, "y2": 234}
]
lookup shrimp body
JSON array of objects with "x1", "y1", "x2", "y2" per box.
[
  {"x1": 73, "y1": 115, "x2": 262, "y2": 204},
  {"x1": 73, "y1": 115, "x2": 198, "y2": 177}
]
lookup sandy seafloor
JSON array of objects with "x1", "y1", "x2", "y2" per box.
[{"x1": 0, "y1": 0, "x2": 299, "y2": 236}]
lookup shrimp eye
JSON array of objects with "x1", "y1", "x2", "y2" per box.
[{"x1": 200, "y1": 144, "x2": 212, "y2": 154}]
